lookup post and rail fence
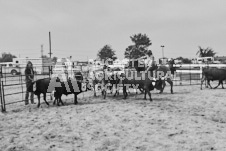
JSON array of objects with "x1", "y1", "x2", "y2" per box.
[{"x1": 1, "y1": 63, "x2": 226, "y2": 112}]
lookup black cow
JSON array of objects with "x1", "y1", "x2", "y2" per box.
[
  {"x1": 29, "y1": 78, "x2": 52, "y2": 108},
  {"x1": 201, "y1": 67, "x2": 226, "y2": 90},
  {"x1": 30, "y1": 77, "x2": 91, "y2": 107},
  {"x1": 53, "y1": 79, "x2": 91, "y2": 106}
]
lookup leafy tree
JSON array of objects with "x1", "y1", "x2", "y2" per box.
[
  {"x1": 52, "y1": 57, "x2": 58, "y2": 63},
  {"x1": 42, "y1": 55, "x2": 49, "y2": 58},
  {"x1": 42, "y1": 55, "x2": 57, "y2": 63},
  {"x1": 124, "y1": 33, "x2": 152, "y2": 59},
  {"x1": 97, "y1": 45, "x2": 117, "y2": 61},
  {"x1": 0, "y1": 52, "x2": 17, "y2": 62},
  {"x1": 176, "y1": 56, "x2": 192, "y2": 64},
  {"x1": 196, "y1": 46, "x2": 216, "y2": 57}
]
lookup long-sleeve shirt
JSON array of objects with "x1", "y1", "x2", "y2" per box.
[{"x1": 25, "y1": 68, "x2": 34, "y2": 82}]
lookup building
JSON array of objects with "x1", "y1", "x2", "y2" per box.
[{"x1": 214, "y1": 56, "x2": 226, "y2": 64}]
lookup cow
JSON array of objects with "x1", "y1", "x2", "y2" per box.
[
  {"x1": 29, "y1": 77, "x2": 91, "y2": 107},
  {"x1": 29, "y1": 78, "x2": 54, "y2": 108},
  {"x1": 127, "y1": 59, "x2": 173, "y2": 94},
  {"x1": 90, "y1": 69, "x2": 105, "y2": 97},
  {"x1": 120, "y1": 69, "x2": 159, "y2": 101},
  {"x1": 201, "y1": 67, "x2": 226, "y2": 90},
  {"x1": 53, "y1": 78, "x2": 91, "y2": 106},
  {"x1": 101, "y1": 68, "x2": 122, "y2": 98}
]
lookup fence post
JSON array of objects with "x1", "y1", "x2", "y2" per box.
[
  {"x1": 0, "y1": 77, "x2": 3, "y2": 112},
  {"x1": 189, "y1": 64, "x2": 191, "y2": 85},
  {"x1": 20, "y1": 74, "x2": 24, "y2": 103},
  {"x1": 0, "y1": 66, "x2": 2, "y2": 78},
  {"x1": 200, "y1": 65, "x2": 202, "y2": 81},
  {"x1": 0, "y1": 66, "x2": 2, "y2": 112},
  {"x1": 48, "y1": 66, "x2": 53, "y2": 100},
  {"x1": 1, "y1": 81, "x2": 6, "y2": 112},
  {"x1": 180, "y1": 71, "x2": 182, "y2": 85}
]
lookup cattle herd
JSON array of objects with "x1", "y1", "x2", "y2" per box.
[{"x1": 28, "y1": 61, "x2": 226, "y2": 108}]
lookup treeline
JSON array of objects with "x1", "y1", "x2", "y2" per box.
[
  {"x1": 0, "y1": 52, "x2": 58, "y2": 63},
  {"x1": 0, "y1": 52, "x2": 17, "y2": 62},
  {"x1": 97, "y1": 33, "x2": 217, "y2": 63}
]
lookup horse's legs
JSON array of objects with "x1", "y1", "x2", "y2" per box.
[{"x1": 167, "y1": 78, "x2": 173, "y2": 94}]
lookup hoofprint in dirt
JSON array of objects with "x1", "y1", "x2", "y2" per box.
[{"x1": 0, "y1": 85, "x2": 226, "y2": 151}]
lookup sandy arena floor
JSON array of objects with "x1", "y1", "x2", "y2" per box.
[{"x1": 0, "y1": 84, "x2": 226, "y2": 151}]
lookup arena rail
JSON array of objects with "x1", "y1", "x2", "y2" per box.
[
  {"x1": 1, "y1": 63, "x2": 225, "y2": 112},
  {"x1": 0, "y1": 65, "x2": 89, "y2": 112},
  {"x1": 0, "y1": 66, "x2": 53, "y2": 112},
  {"x1": 172, "y1": 63, "x2": 226, "y2": 85}
]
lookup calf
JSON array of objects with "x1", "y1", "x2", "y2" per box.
[
  {"x1": 53, "y1": 79, "x2": 90, "y2": 105},
  {"x1": 29, "y1": 78, "x2": 52, "y2": 108},
  {"x1": 201, "y1": 67, "x2": 226, "y2": 90}
]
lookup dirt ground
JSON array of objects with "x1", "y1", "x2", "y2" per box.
[{"x1": 0, "y1": 84, "x2": 226, "y2": 151}]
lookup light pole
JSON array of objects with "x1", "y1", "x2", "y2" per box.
[{"x1": 161, "y1": 45, "x2": 165, "y2": 59}]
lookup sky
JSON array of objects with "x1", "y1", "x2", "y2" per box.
[{"x1": 0, "y1": 0, "x2": 225, "y2": 61}]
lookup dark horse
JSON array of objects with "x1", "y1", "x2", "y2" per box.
[{"x1": 129, "y1": 59, "x2": 174, "y2": 94}]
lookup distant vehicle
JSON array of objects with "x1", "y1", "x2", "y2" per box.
[
  {"x1": 13, "y1": 58, "x2": 52, "y2": 74},
  {"x1": 196, "y1": 57, "x2": 214, "y2": 64},
  {"x1": 0, "y1": 62, "x2": 21, "y2": 75}
]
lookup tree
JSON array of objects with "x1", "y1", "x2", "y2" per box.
[
  {"x1": 42, "y1": 55, "x2": 57, "y2": 63},
  {"x1": 124, "y1": 33, "x2": 152, "y2": 59},
  {"x1": 0, "y1": 52, "x2": 17, "y2": 62},
  {"x1": 42, "y1": 55, "x2": 49, "y2": 58},
  {"x1": 176, "y1": 56, "x2": 192, "y2": 64},
  {"x1": 52, "y1": 57, "x2": 58, "y2": 63},
  {"x1": 196, "y1": 46, "x2": 216, "y2": 57},
  {"x1": 97, "y1": 45, "x2": 117, "y2": 61}
]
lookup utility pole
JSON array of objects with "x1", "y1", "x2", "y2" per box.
[
  {"x1": 161, "y1": 45, "x2": 165, "y2": 59},
  {"x1": 41, "y1": 45, "x2": 43, "y2": 58},
  {"x1": 48, "y1": 32, "x2": 52, "y2": 58}
]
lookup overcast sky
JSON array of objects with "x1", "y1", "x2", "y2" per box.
[{"x1": 0, "y1": 0, "x2": 225, "y2": 61}]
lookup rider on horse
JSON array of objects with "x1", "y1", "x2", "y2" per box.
[{"x1": 139, "y1": 50, "x2": 155, "y2": 71}]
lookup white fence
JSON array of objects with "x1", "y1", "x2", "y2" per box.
[{"x1": 172, "y1": 64, "x2": 226, "y2": 85}]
